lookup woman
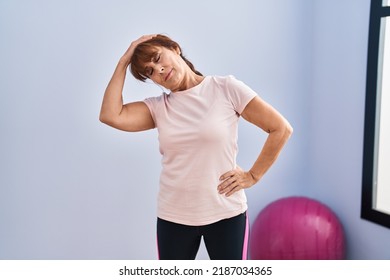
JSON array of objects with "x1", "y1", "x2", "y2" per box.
[{"x1": 100, "y1": 34, "x2": 293, "y2": 260}]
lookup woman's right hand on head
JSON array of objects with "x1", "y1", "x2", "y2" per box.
[{"x1": 121, "y1": 34, "x2": 157, "y2": 65}]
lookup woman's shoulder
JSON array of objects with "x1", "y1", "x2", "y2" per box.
[
  {"x1": 143, "y1": 92, "x2": 170, "y2": 107},
  {"x1": 209, "y1": 75, "x2": 236, "y2": 85},
  {"x1": 145, "y1": 92, "x2": 168, "y2": 101},
  {"x1": 208, "y1": 74, "x2": 236, "y2": 82},
  {"x1": 207, "y1": 75, "x2": 243, "y2": 89}
]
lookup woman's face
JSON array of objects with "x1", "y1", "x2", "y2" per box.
[{"x1": 143, "y1": 46, "x2": 188, "y2": 91}]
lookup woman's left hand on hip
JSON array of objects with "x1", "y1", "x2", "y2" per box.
[{"x1": 217, "y1": 166, "x2": 257, "y2": 197}]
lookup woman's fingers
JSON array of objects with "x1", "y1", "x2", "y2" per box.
[
  {"x1": 217, "y1": 167, "x2": 255, "y2": 197},
  {"x1": 134, "y1": 34, "x2": 157, "y2": 45},
  {"x1": 122, "y1": 34, "x2": 158, "y2": 63}
]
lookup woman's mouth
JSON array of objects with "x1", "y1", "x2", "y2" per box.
[{"x1": 165, "y1": 69, "x2": 173, "y2": 81}]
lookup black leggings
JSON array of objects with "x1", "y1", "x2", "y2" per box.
[{"x1": 157, "y1": 212, "x2": 249, "y2": 260}]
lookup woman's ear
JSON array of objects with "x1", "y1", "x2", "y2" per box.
[{"x1": 174, "y1": 46, "x2": 181, "y2": 55}]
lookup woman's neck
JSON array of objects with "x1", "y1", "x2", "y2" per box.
[{"x1": 172, "y1": 73, "x2": 204, "y2": 92}]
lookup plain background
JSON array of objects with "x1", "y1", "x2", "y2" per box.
[{"x1": 1, "y1": 0, "x2": 389, "y2": 259}]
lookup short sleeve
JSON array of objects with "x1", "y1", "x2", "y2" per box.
[
  {"x1": 143, "y1": 95, "x2": 163, "y2": 127},
  {"x1": 225, "y1": 75, "x2": 257, "y2": 114}
]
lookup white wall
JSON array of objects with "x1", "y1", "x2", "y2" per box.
[
  {"x1": 0, "y1": 0, "x2": 308, "y2": 259},
  {"x1": 1, "y1": 0, "x2": 389, "y2": 260}
]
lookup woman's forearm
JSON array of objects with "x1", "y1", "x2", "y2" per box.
[{"x1": 249, "y1": 122, "x2": 293, "y2": 182}]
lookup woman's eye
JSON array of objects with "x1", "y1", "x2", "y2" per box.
[
  {"x1": 155, "y1": 54, "x2": 160, "y2": 62},
  {"x1": 146, "y1": 68, "x2": 153, "y2": 76}
]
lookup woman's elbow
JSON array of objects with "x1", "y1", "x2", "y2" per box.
[
  {"x1": 285, "y1": 121, "x2": 293, "y2": 138},
  {"x1": 99, "y1": 111, "x2": 108, "y2": 124},
  {"x1": 99, "y1": 111, "x2": 115, "y2": 126},
  {"x1": 274, "y1": 119, "x2": 293, "y2": 141}
]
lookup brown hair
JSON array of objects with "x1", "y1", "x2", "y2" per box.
[{"x1": 130, "y1": 34, "x2": 202, "y2": 82}]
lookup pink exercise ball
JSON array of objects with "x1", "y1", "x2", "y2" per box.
[{"x1": 249, "y1": 196, "x2": 345, "y2": 260}]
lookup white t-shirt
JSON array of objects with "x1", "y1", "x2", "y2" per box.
[{"x1": 143, "y1": 75, "x2": 257, "y2": 226}]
